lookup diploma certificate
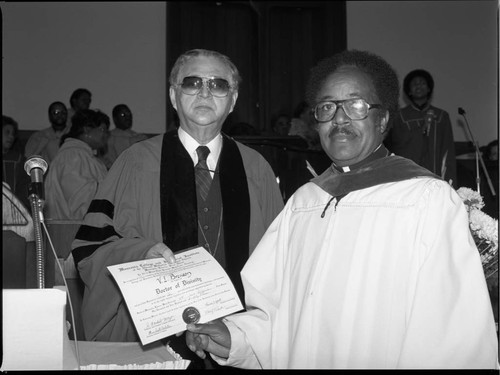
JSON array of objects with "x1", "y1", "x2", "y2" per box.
[{"x1": 107, "y1": 247, "x2": 244, "y2": 345}]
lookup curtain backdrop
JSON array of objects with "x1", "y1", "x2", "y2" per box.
[{"x1": 166, "y1": 1, "x2": 346, "y2": 132}]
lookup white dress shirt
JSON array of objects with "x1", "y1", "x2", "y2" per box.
[{"x1": 178, "y1": 127, "x2": 222, "y2": 179}]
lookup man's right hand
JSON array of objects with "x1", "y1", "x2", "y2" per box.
[
  {"x1": 145, "y1": 242, "x2": 175, "y2": 264},
  {"x1": 185, "y1": 319, "x2": 231, "y2": 359}
]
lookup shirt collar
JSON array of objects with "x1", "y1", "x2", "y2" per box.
[
  {"x1": 410, "y1": 101, "x2": 431, "y2": 112},
  {"x1": 177, "y1": 127, "x2": 222, "y2": 170},
  {"x1": 331, "y1": 144, "x2": 389, "y2": 173}
]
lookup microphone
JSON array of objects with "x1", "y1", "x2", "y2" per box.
[
  {"x1": 424, "y1": 109, "x2": 435, "y2": 136},
  {"x1": 24, "y1": 156, "x2": 48, "y2": 199},
  {"x1": 458, "y1": 107, "x2": 496, "y2": 196}
]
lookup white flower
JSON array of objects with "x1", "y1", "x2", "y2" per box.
[
  {"x1": 457, "y1": 186, "x2": 498, "y2": 279},
  {"x1": 469, "y1": 209, "x2": 498, "y2": 249},
  {"x1": 456, "y1": 187, "x2": 485, "y2": 211}
]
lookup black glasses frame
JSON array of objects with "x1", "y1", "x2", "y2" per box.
[{"x1": 313, "y1": 98, "x2": 382, "y2": 122}]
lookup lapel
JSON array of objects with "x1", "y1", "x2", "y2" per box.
[{"x1": 160, "y1": 131, "x2": 198, "y2": 251}]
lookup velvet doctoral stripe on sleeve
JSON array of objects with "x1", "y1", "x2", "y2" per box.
[{"x1": 72, "y1": 199, "x2": 122, "y2": 265}]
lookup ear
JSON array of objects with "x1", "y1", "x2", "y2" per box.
[
  {"x1": 228, "y1": 91, "x2": 239, "y2": 114},
  {"x1": 169, "y1": 86, "x2": 178, "y2": 111},
  {"x1": 378, "y1": 110, "x2": 389, "y2": 134}
]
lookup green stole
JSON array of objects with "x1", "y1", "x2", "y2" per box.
[{"x1": 312, "y1": 145, "x2": 440, "y2": 201}]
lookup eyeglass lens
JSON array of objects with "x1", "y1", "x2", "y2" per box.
[
  {"x1": 179, "y1": 76, "x2": 231, "y2": 97},
  {"x1": 314, "y1": 99, "x2": 372, "y2": 122}
]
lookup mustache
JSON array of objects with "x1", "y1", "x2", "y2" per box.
[{"x1": 328, "y1": 126, "x2": 356, "y2": 137}]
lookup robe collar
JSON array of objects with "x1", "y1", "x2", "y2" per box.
[
  {"x1": 410, "y1": 101, "x2": 431, "y2": 112},
  {"x1": 330, "y1": 144, "x2": 388, "y2": 173}
]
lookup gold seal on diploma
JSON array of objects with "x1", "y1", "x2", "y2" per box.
[{"x1": 182, "y1": 306, "x2": 201, "y2": 324}]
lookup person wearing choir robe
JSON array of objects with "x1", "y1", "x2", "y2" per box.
[
  {"x1": 71, "y1": 49, "x2": 283, "y2": 368},
  {"x1": 184, "y1": 50, "x2": 498, "y2": 369},
  {"x1": 44, "y1": 109, "x2": 109, "y2": 221},
  {"x1": 384, "y1": 69, "x2": 457, "y2": 186}
]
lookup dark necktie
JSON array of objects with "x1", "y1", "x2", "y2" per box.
[{"x1": 195, "y1": 146, "x2": 212, "y2": 201}]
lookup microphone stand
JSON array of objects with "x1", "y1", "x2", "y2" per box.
[
  {"x1": 459, "y1": 110, "x2": 496, "y2": 196},
  {"x1": 28, "y1": 185, "x2": 46, "y2": 289},
  {"x1": 25, "y1": 156, "x2": 48, "y2": 289}
]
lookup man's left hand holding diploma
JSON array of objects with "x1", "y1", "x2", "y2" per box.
[{"x1": 145, "y1": 242, "x2": 176, "y2": 263}]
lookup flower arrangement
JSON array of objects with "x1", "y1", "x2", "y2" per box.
[{"x1": 457, "y1": 187, "x2": 498, "y2": 279}]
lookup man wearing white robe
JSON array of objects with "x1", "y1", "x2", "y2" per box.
[{"x1": 184, "y1": 50, "x2": 498, "y2": 369}]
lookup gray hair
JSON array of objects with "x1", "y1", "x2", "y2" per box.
[{"x1": 168, "y1": 49, "x2": 242, "y2": 90}]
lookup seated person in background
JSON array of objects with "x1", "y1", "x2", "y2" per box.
[
  {"x1": 483, "y1": 139, "x2": 498, "y2": 162},
  {"x1": 270, "y1": 113, "x2": 291, "y2": 136},
  {"x1": 384, "y1": 69, "x2": 457, "y2": 186},
  {"x1": 24, "y1": 101, "x2": 69, "y2": 163},
  {"x1": 103, "y1": 104, "x2": 148, "y2": 168},
  {"x1": 289, "y1": 100, "x2": 321, "y2": 150},
  {"x1": 67, "y1": 88, "x2": 92, "y2": 128},
  {"x1": 70, "y1": 49, "x2": 283, "y2": 368},
  {"x1": 44, "y1": 109, "x2": 109, "y2": 221},
  {"x1": 3, "y1": 115, "x2": 30, "y2": 207},
  {"x1": 185, "y1": 50, "x2": 498, "y2": 369},
  {"x1": 91, "y1": 108, "x2": 113, "y2": 168}
]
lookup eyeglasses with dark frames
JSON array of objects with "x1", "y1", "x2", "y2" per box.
[
  {"x1": 176, "y1": 76, "x2": 234, "y2": 98},
  {"x1": 313, "y1": 98, "x2": 382, "y2": 122}
]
